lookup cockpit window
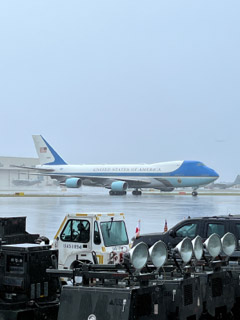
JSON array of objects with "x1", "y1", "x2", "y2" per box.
[
  {"x1": 100, "y1": 221, "x2": 129, "y2": 247},
  {"x1": 197, "y1": 162, "x2": 205, "y2": 166}
]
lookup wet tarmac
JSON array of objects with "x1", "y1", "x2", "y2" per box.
[{"x1": 1, "y1": 187, "x2": 240, "y2": 240}]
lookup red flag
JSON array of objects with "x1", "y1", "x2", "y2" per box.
[
  {"x1": 164, "y1": 219, "x2": 168, "y2": 232},
  {"x1": 135, "y1": 220, "x2": 141, "y2": 238}
]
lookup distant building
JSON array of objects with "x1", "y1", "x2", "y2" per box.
[{"x1": 0, "y1": 156, "x2": 56, "y2": 190}]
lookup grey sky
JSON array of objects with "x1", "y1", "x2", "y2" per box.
[{"x1": 0, "y1": 1, "x2": 239, "y2": 181}]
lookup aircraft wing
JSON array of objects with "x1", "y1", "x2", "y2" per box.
[
  {"x1": 10, "y1": 164, "x2": 152, "y2": 187},
  {"x1": 10, "y1": 166, "x2": 169, "y2": 189},
  {"x1": 10, "y1": 165, "x2": 55, "y2": 172},
  {"x1": 24, "y1": 171, "x2": 151, "y2": 187},
  {"x1": 61, "y1": 175, "x2": 151, "y2": 187}
]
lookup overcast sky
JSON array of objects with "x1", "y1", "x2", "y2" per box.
[{"x1": 0, "y1": 1, "x2": 239, "y2": 181}]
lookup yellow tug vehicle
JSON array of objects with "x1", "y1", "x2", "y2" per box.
[{"x1": 52, "y1": 212, "x2": 130, "y2": 270}]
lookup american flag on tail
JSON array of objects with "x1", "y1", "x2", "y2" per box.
[
  {"x1": 40, "y1": 147, "x2": 47, "y2": 153},
  {"x1": 135, "y1": 220, "x2": 141, "y2": 238}
]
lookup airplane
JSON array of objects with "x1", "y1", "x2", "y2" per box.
[
  {"x1": 204, "y1": 175, "x2": 240, "y2": 190},
  {"x1": 12, "y1": 177, "x2": 43, "y2": 187},
  {"x1": 12, "y1": 135, "x2": 219, "y2": 196}
]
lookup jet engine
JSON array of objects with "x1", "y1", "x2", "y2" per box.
[
  {"x1": 111, "y1": 181, "x2": 128, "y2": 192},
  {"x1": 65, "y1": 178, "x2": 82, "y2": 188}
]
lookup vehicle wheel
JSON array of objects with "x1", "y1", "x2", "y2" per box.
[
  {"x1": 60, "y1": 279, "x2": 68, "y2": 286},
  {"x1": 199, "y1": 312, "x2": 213, "y2": 320},
  {"x1": 192, "y1": 191, "x2": 198, "y2": 196},
  {"x1": 109, "y1": 190, "x2": 114, "y2": 195},
  {"x1": 225, "y1": 312, "x2": 234, "y2": 320}
]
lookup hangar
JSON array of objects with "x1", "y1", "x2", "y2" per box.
[{"x1": 0, "y1": 156, "x2": 56, "y2": 190}]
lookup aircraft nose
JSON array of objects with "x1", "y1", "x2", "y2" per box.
[{"x1": 207, "y1": 167, "x2": 219, "y2": 180}]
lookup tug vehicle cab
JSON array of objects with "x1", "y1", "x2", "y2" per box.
[{"x1": 52, "y1": 212, "x2": 130, "y2": 270}]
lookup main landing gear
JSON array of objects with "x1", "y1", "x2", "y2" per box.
[
  {"x1": 192, "y1": 190, "x2": 198, "y2": 196},
  {"x1": 109, "y1": 190, "x2": 127, "y2": 196},
  {"x1": 108, "y1": 189, "x2": 142, "y2": 196},
  {"x1": 132, "y1": 189, "x2": 142, "y2": 196}
]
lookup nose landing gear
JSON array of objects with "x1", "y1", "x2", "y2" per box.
[{"x1": 192, "y1": 190, "x2": 198, "y2": 196}]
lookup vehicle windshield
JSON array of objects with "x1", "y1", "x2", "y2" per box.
[{"x1": 100, "y1": 221, "x2": 129, "y2": 247}]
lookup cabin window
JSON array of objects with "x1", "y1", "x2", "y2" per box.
[
  {"x1": 176, "y1": 223, "x2": 197, "y2": 238},
  {"x1": 235, "y1": 224, "x2": 240, "y2": 238},
  {"x1": 60, "y1": 219, "x2": 90, "y2": 243}
]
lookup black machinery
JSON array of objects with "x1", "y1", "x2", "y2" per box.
[
  {"x1": 49, "y1": 263, "x2": 238, "y2": 320},
  {"x1": 48, "y1": 233, "x2": 240, "y2": 320},
  {"x1": 0, "y1": 217, "x2": 240, "y2": 320},
  {"x1": 0, "y1": 243, "x2": 59, "y2": 320},
  {"x1": 0, "y1": 217, "x2": 59, "y2": 320},
  {"x1": 0, "y1": 216, "x2": 40, "y2": 245}
]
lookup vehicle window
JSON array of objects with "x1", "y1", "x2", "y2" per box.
[
  {"x1": 235, "y1": 224, "x2": 240, "y2": 238},
  {"x1": 60, "y1": 219, "x2": 90, "y2": 243},
  {"x1": 100, "y1": 221, "x2": 129, "y2": 247},
  {"x1": 176, "y1": 223, "x2": 197, "y2": 238},
  {"x1": 94, "y1": 221, "x2": 101, "y2": 245},
  {"x1": 60, "y1": 220, "x2": 72, "y2": 241},
  {"x1": 207, "y1": 223, "x2": 225, "y2": 237}
]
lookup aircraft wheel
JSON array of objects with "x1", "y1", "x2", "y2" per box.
[
  {"x1": 109, "y1": 190, "x2": 126, "y2": 195},
  {"x1": 132, "y1": 190, "x2": 142, "y2": 195},
  {"x1": 192, "y1": 191, "x2": 198, "y2": 196}
]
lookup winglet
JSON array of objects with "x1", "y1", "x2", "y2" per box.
[
  {"x1": 32, "y1": 135, "x2": 67, "y2": 165},
  {"x1": 234, "y1": 175, "x2": 240, "y2": 185}
]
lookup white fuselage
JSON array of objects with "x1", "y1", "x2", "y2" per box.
[{"x1": 37, "y1": 160, "x2": 219, "y2": 189}]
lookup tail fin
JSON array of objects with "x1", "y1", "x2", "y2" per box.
[
  {"x1": 32, "y1": 135, "x2": 67, "y2": 165},
  {"x1": 234, "y1": 175, "x2": 240, "y2": 185}
]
